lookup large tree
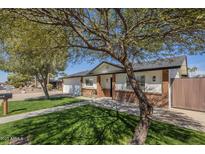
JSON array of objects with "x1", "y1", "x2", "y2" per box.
[
  {"x1": 4, "y1": 8, "x2": 205, "y2": 144},
  {"x1": 0, "y1": 12, "x2": 69, "y2": 98}
]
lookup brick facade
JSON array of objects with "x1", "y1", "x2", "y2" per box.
[
  {"x1": 162, "y1": 69, "x2": 169, "y2": 96},
  {"x1": 114, "y1": 90, "x2": 168, "y2": 108},
  {"x1": 102, "y1": 89, "x2": 111, "y2": 97},
  {"x1": 82, "y1": 70, "x2": 169, "y2": 108},
  {"x1": 112, "y1": 74, "x2": 116, "y2": 99},
  {"x1": 113, "y1": 70, "x2": 169, "y2": 108},
  {"x1": 82, "y1": 88, "x2": 97, "y2": 97},
  {"x1": 97, "y1": 76, "x2": 104, "y2": 97}
]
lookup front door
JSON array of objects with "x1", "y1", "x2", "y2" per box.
[{"x1": 110, "y1": 77, "x2": 112, "y2": 97}]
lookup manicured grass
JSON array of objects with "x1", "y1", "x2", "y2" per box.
[
  {"x1": 0, "y1": 97, "x2": 81, "y2": 117},
  {"x1": 0, "y1": 105, "x2": 205, "y2": 145}
]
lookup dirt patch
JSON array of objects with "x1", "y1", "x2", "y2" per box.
[{"x1": 9, "y1": 136, "x2": 30, "y2": 145}]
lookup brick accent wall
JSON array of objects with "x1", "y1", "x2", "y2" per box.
[
  {"x1": 80, "y1": 77, "x2": 83, "y2": 95},
  {"x1": 162, "y1": 69, "x2": 169, "y2": 96},
  {"x1": 97, "y1": 76, "x2": 104, "y2": 97},
  {"x1": 112, "y1": 74, "x2": 116, "y2": 99},
  {"x1": 82, "y1": 88, "x2": 97, "y2": 97},
  {"x1": 102, "y1": 89, "x2": 111, "y2": 97},
  {"x1": 114, "y1": 90, "x2": 168, "y2": 108},
  {"x1": 81, "y1": 72, "x2": 169, "y2": 108}
]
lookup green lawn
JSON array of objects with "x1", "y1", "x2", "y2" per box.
[
  {"x1": 0, "y1": 105, "x2": 205, "y2": 145},
  {"x1": 0, "y1": 97, "x2": 81, "y2": 117}
]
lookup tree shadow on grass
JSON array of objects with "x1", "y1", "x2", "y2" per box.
[
  {"x1": 3, "y1": 105, "x2": 205, "y2": 145},
  {"x1": 24, "y1": 94, "x2": 75, "y2": 102},
  {"x1": 9, "y1": 108, "x2": 27, "y2": 113},
  {"x1": 146, "y1": 120, "x2": 205, "y2": 145},
  {"x1": 8, "y1": 105, "x2": 137, "y2": 145},
  {"x1": 25, "y1": 96, "x2": 69, "y2": 102}
]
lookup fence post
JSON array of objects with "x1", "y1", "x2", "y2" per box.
[{"x1": 2, "y1": 99, "x2": 8, "y2": 115}]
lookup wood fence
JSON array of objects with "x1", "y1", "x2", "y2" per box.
[{"x1": 172, "y1": 78, "x2": 205, "y2": 112}]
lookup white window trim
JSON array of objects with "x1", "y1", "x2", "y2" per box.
[
  {"x1": 126, "y1": 75, "x2": 145, "y2": 91},
  {"x1": 85, "y1": 78, "x2": 94, "y2": 87}
]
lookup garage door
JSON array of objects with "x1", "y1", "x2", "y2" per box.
[{"x1": 63, "y1": 78, "x2": 81, "y2": 96}]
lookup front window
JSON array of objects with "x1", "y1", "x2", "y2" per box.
[
  {"x1": 138, "y1": 75, "x2": 145, "y2": 91},
  {"x1": 126, "y1": 75, "x2": 145, "y2": 91},
  {"x1": 85, "y1": 79, "x2": 93, "y2": 86},
  {"x1": 126, "y1": 77, "x2": 132, "y2": 89}
]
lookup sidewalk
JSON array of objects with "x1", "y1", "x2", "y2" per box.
[{"x1": 0, "y1": 101, "x2": 88, "y2": 124}]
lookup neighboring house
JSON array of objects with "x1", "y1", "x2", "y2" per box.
[
  {"x1": 0, "y1": 82, "x2": 9, "y2": 90},
  {"x1": 49, "y1": 79, "x2": 63, "y2": 89},
  {"x1": 63, "y1": 56, "x2": 188, "y2": 108},
  {"x1": 0, "y1": 85, "x2": 5, "y2": 90}
]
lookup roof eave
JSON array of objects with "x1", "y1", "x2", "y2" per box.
[{"x1": 63, "y1": 65, "x2": 181, "y2": 79}]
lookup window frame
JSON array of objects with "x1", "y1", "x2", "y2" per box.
[
  {"x1": 126, "y1": 75, "x2": 145, "y2": 91},
  {"x1": 85, "y1": 78, "x2": 94, "y2": 87}
]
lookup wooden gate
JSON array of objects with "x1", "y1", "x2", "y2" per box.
[{"x1": 172, "y1": 78, "x2": 205, "y2": 112}]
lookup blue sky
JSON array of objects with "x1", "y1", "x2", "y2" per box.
[{"x1": 0, "y1": 54, "x2": 204, "y2": 82}]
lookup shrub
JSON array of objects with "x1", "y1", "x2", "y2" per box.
[{"x1": 47, "y1": 84, "x2": 53, "y2": 91}]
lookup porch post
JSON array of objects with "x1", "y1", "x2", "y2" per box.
[
  {"x1": 97, "y1": 76, "x2": 103, "y2": 97},
  {"x1": 168, "y1": 70, "x2": 172, "y2": 109},
  {"x1": 2, "y1": 99, "x2": 8, "y2": 115},
  {"x1": 112, "y1": 74, "x2": 116, "y2": 100},
  {"x1": 80, "y1": 77, "x2": 83, "y2": 96},
  {"x1": 162, "y1": 69, "x2": 169, "y2": 95},
  {"x1": 162, "y1": 69, "x2": 169, "y2": 108}
]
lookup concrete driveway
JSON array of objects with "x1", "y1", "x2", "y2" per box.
[{"x1": 169, "y1": 108, "x2": 205, "y2": 130}]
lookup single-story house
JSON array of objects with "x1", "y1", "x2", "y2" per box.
[
  {"x1": 63, "y1": 56, "x2": 188, "y2": 108},
  {"x1": 49, "y1": 79, "x2": 63, "y2": 89}
]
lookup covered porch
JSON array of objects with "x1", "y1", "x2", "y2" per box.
[{"x1": 81, "y1": 74, "x2": 116, "y2": 99}]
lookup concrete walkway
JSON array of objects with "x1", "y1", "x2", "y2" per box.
[
  {"x1": 88, "y1": 98, "x2": 205, "y2": 132},
  {"x1": 0, "y1": 97, "x2": 205, "y2": 132}
]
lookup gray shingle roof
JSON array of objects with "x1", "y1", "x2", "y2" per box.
[
  {"x1": 65, "y1": 56, "x2": 186, "y2": 78},
  {"x1": 133, "y1": 56, "x2": 186, "y2": 71},
  {"x1": 67, "y1": 70, "x2": 91, "y2": 78}
]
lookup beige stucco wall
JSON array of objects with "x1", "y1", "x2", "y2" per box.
[
  {"x1": 63, "y1": 77, "x2": 81, "y2": 95},
  {"x1": 115, "y1": 70, "x2": 163, "y2": 93},
  {"x1": 169, "y1": 68, "x2": 180, "y2": 79},
  {"x1": 92, "y1": 63, "x2": 122, "y2": 74},
  {"x1": 180, "y1": 59, "x2": 188, "y2": 76}
]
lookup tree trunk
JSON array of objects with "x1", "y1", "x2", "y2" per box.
[
  {"x1": 42, "y1": 83, "x2": 49, "y2": 99},
  {"x1": 34, "y1": 75, "x2": 38, "y2": 88},
  {"x1": 123, "y1": 61, "x2": 153, "y2": 145},
  {"x1": 47, "y1": 74, "x2": 50, "y2": 85},
  {"x1": 36, "y1": 75, "x2": 50, "y2": 99}
]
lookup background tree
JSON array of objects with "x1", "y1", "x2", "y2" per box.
[
  {"x1": 188, "y1": 66, "x2": 198, "y2": 77},
  {"x1": 0, "y1": 12, "x2": 69, "y2": 99},
  {"x1": 3, "y1": 8, "x2": 205, "y2": 144},
  {"x1": 7, "y1": 73, "x2": 33, "y2": 88}
]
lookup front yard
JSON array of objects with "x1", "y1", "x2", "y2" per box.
[
  {"x1": 0, "y1": 97, "x2": 81, "y2": 117},
  {"x1": 0, "y1": 105, "x2": 205, "y2": 145}
]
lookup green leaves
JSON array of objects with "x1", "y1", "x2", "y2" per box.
[
  {"x1": 0, "y1": 10, "x2": 68, "y2": 78},
  {"x1": 7, "y1": 73, "x2": 33, "y2": 88}
]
